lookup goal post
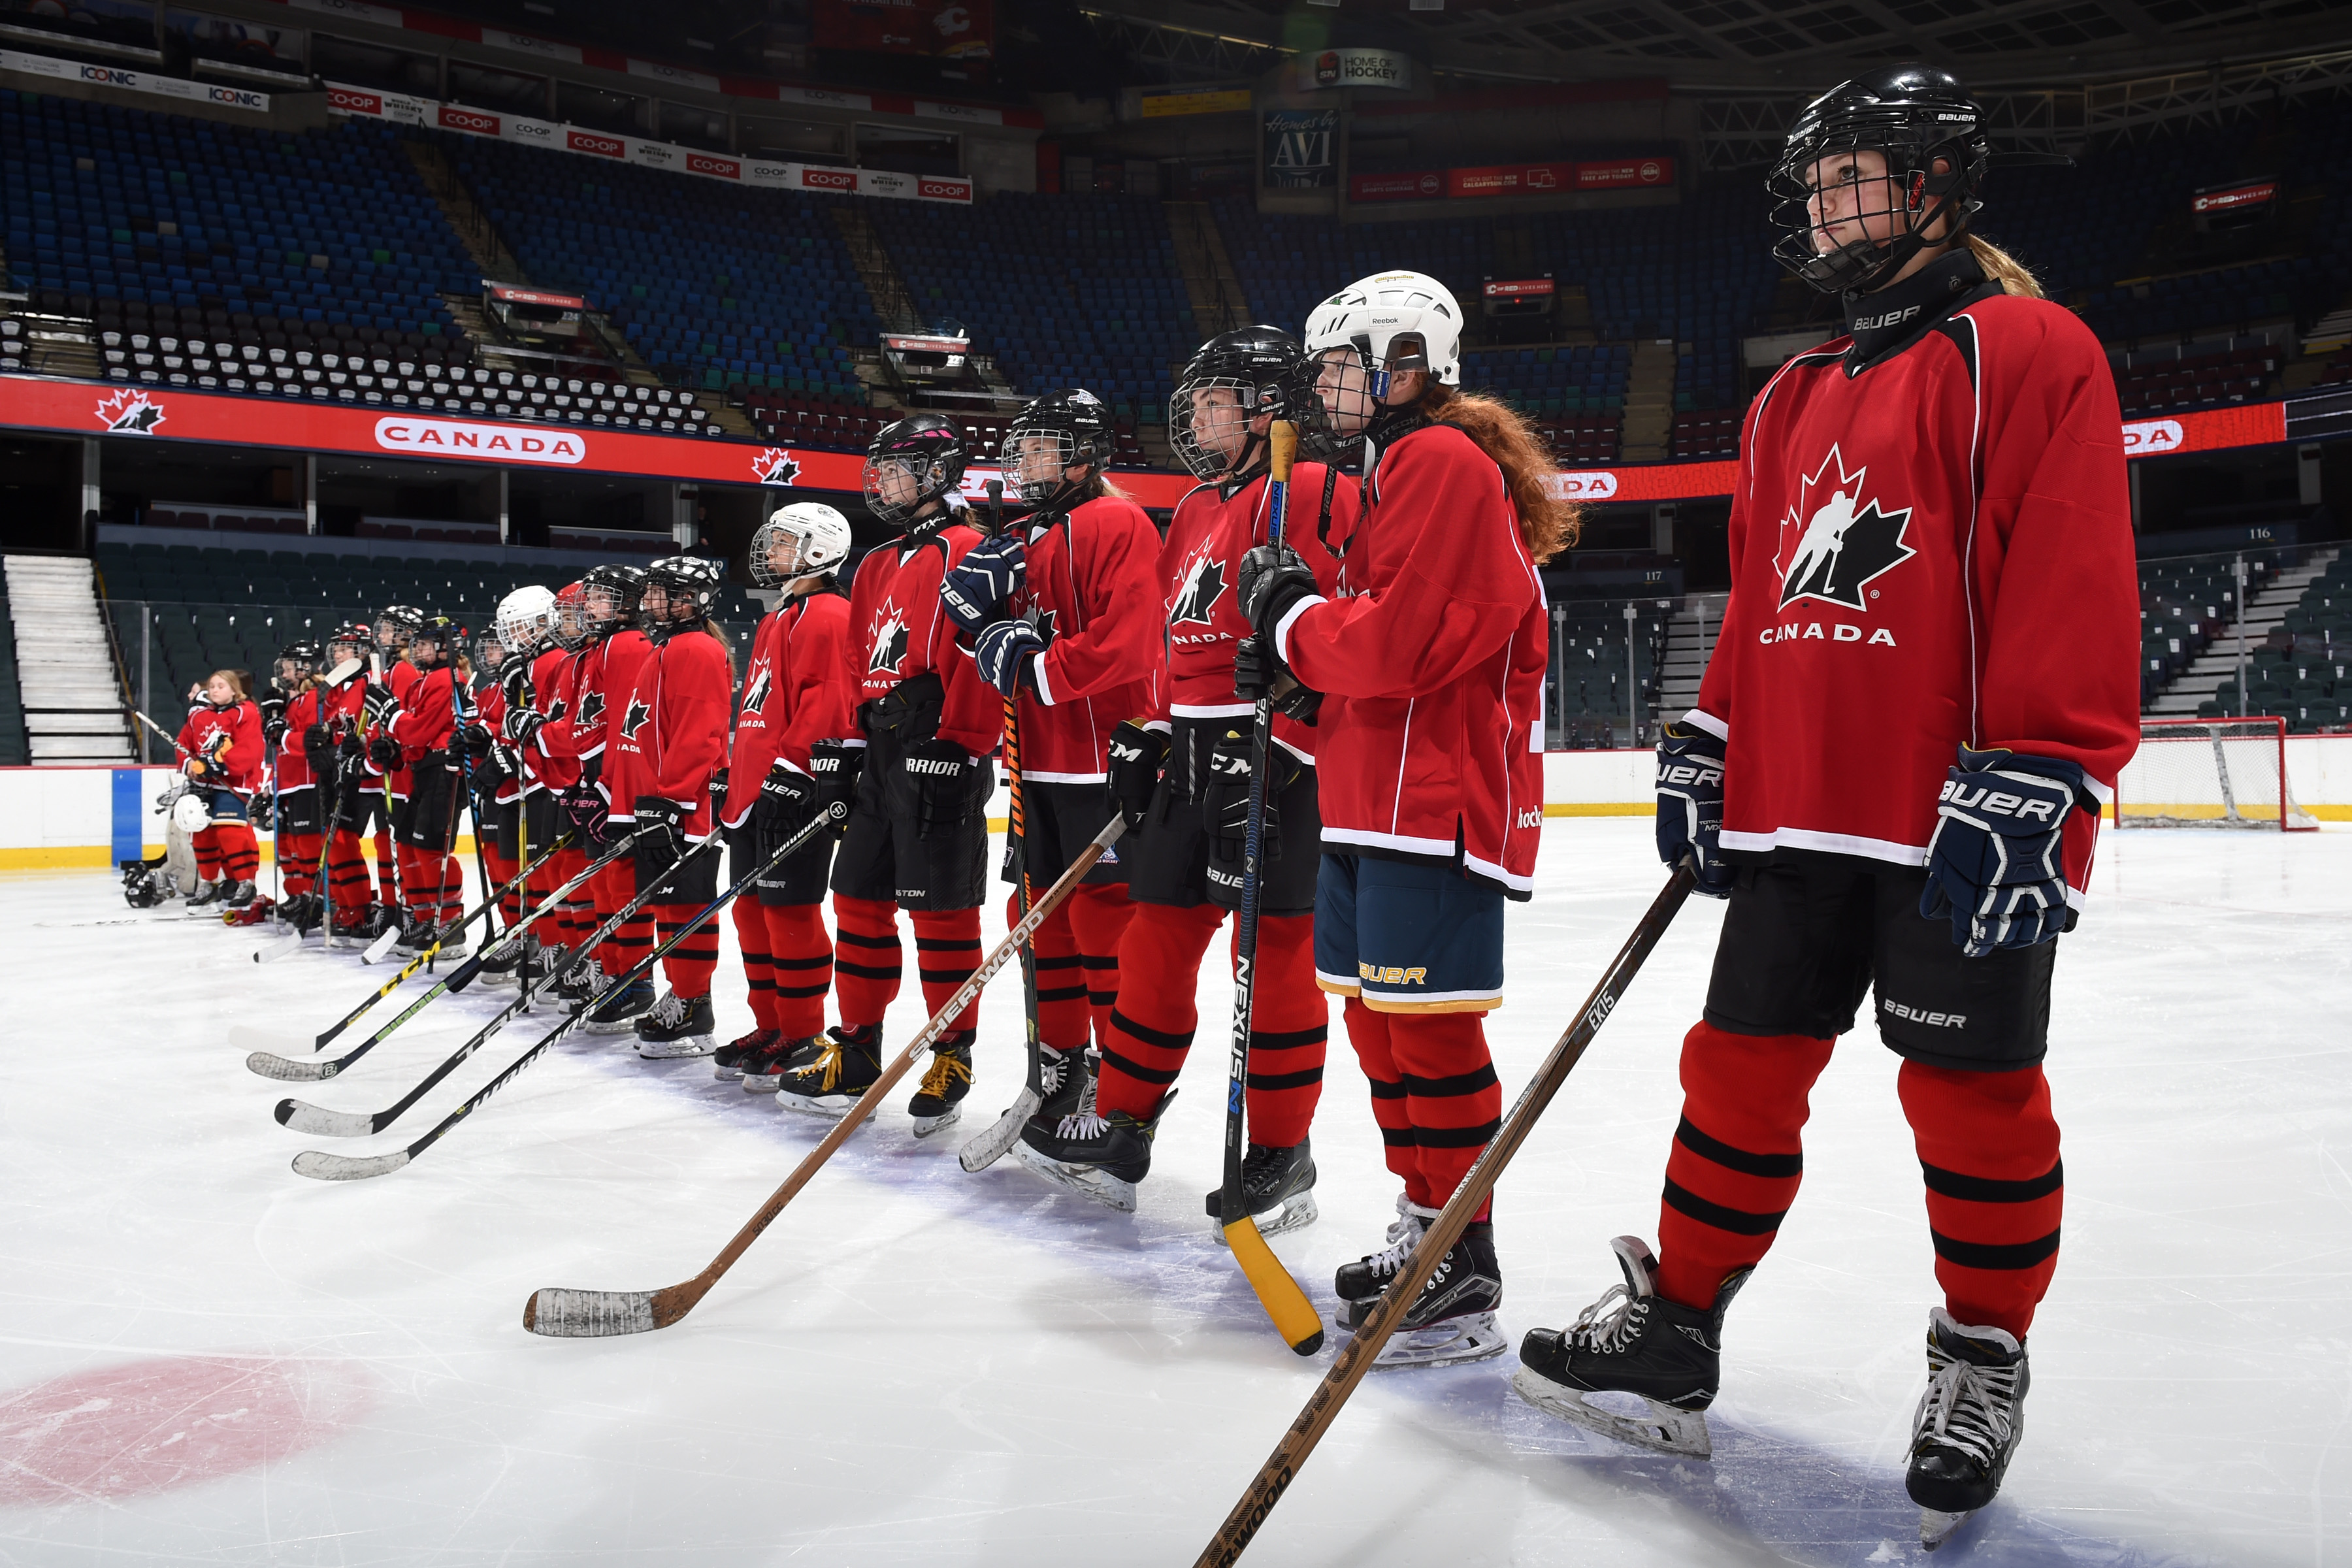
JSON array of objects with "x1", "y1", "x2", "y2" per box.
[{"x1": 2115, "y1": 717, "x2": 2318, "y2": 831}]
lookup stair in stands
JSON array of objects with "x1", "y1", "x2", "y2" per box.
[
  {"x1": 1619, "y1": 339, "x2": 1678, "y2": 463},
  {"x1": 2149, "y1": 546, "x2": 2343, "y2": 715},
  {"x1": 1165, "y1": 200, "x2": 1251, "y2": 336},
  {"x1": 3, "y1": 555, "x2": 133, "y2": 763},
  {"x1": 1657, "y1": 596, "x2": 1725, "y2": 721},
  {"x1": 406, "y1": 140, "x2": 532, "y2": 291},
  {"x1": 832, "y1": 204, "x2": 923, "y2": 336}
]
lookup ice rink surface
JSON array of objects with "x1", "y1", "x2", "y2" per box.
[{"x1": 2, "y1": 818, "x2": 2347, "y2": 1567}]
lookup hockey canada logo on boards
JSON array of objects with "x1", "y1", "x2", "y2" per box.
[
  {"x1": 95, "y1": 388, "x2": 166, "y2": 433},
  {"x1": 1774, "y1": 444, "x2": 1914, "y2": 612},
  {"x1": 752, "y1": 448, "x2": 802, "y2": 485}
]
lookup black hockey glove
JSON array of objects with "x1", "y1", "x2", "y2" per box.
[
  {"x1": 634, "y1": 794, "x2": 686, "y2": 873},
  {"x1": 1656, "y1": 722, "x2": 1734, "y2": 897},
  {"x1": 250, "y1": 791, "x2": 275, "y2": 832},
  {"x1": 337, "y1": 728, "x2": 366, "y2": 763},
  {"x1": 1920, "y1": 745, "x2": 2091, "y2": 959},
  {"x1": 1232, "y1": 634, "x2": 1322, "y2": 724},
  {"x1": 363, "y1": 682, "x2": 399, "y2": 727},
  {"x1": 808, "y1": 738, "x2": 859, "y2": 821},
  {"x1": 561, "y1": 783, "x2": 611, "y2": 849},
  {"x1": 1104, "y1": 718, "x2": 1168, "y2": 833},
  {"x1": 1236, "y1": 544, "x2": 1323, "y2": 645},
  {"x1": 974, "y1": 616, "x2": 1047, "y2": 698},
  {"x1": 755, "y1": 759, "x2": 819, "y2": 855},
  {"x1": 502, "y1": 659, "x2": 532, "y2": 710},
  {"x1": 258, "y1": 694, "x2": 287, "y2": 745},
  {"x1": 303, "y1": 723, "x2": 335, "y2": 771},
  {"x1": 938, "y1": 531, "x2": 1026, "y2": 637},
  {"x1": 504, "y1": 706, "x2": 546, "y2": 749},
  {"x1": 904, "y1": 737, "x2": 980, "y2": 840},
  {"x1": 367, "y1": 733, "x2": 402, "y2": 770},
  {"x1": 1203, "y1": 727, "x2": 1296, "y2": 862},
  {"x1": 459, "y1": 722, "x2": 498, "y2": 761}
]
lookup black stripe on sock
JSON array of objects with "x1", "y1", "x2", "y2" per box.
[
  {"x1": 1401, "y1": 1063, "x2": 1499, "y2": 1099},
  {"x1": 836, "y1": 929, "x2": 899, "y2": 949},
  {"x1": 1416, "y1": 1120, "x2": 1501, "y2": 1149},
  {"x1": 917, "y1": 936, "x2": 982, "y2": 953},
  {"x1": 1380, "y1": 1125, "x2": 1417, "y2": 1147},
  {"x1": 1677, "y1": 1116, "x2": 1805, "y2": 1179},
  {"x1": 1365, "y1": 1077, "x2": 1405, "y2": 1100},
  {"x1": 836, "y1": 958, "x2": 902, "y2": 981},
  {"x1": 1661, "y1": 1177, "x2": 1788, "y2": 1237},
  {"x1": 776, "y1": 982, "x2": 830, "y2": 999},
  {"x1": 1931, "y1": 1228, "x2": 2061, "y2": 1271},
  {"x1": 1109, "y1": 1007, "x2": 1192, "y2": 1053},
  {"x1": 1034, "y1": 954, "x2": 1083, "y2": 972},
  {"x1": 1921, "y1": 1160, "x2": 2063, "y2": 1204},
  {"x1": 1246, "y1": 1066, "x2": 1324, "y2": 1092},
  {"x1": 1100, "y1": 1045, "x2": 1180, "y2": 1086},
  {"x1": 770, "y1": 953, "x2": 832, "y2": 971},
  {"x1": 1250, "y1": 1024, "x2": 1328, "y2": 1051},
  {"x1": 1036, "y1": 984, "x2": 1088, "y2": 1004}
]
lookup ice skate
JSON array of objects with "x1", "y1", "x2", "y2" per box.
[
  {"x1": 775, "y1": 1024, "x2": 883, "y2": 1117},
  {"x1": 712, "y1": 1026, "x2": 778, "y2": 1081},
  {"x1": 1011, "y1": 1089, "x2": 1176, "y2": 1213},
  {"x1": 583, "y1": 974, "x2": 655, "y2": 1034},
  {"x1": 223, "y1": 878, "x2": 258, "y2": 910},
  {"x1": 183, "y1": 878, "x2": 223, "y2": 915},
  {"x1": 1512, "y1": 1235, "x2": 1748, "y2": 1460},
  {"x1": 555, "y1": 953, "x2": 603, "y2": 1014},
  {"x1": 1205, "y1": 1135, "x2": 1318, "y2": 1239},
  {"x1": 1332, "y1": 1206, "x2": 1505, "y2": 1367},
  {"x1": 907, "y1": 1030, "x2": 973, "y2": 1137},
  {"x1": 634, "y1": 991, "x2": 717, "y2": 1058},
  {"x1": 390, "y1": 913, "x2": 437, "y2": 956},
  {"x1": 476, "y1": 932, "x2": 536, "y2": 988},
  {"x1": 1908, "y1": 1307, "x2": 2029, "y2": 1550},
  {"x1": 740, "y1": 1033, "x2": 817, "y2": 1094}
]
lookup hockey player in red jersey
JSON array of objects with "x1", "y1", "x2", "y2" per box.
[
  {"x1": 775, "y1": 414, "x2": 1002, "y2": 1126},
  {"x1": 1008, "y1": 342, "x2": 1355, "y2": 1221},
  {"x1": 478, "y1": 585, "x2": 566, "y2": 989},
  {"x1": 605, "y1": 555, "x2": 738, "y2": 1058},
  {"x1": 262, "y1": 641, "x2": 327, "y2": 932},
  {"x1": 318, "y1": 623, "x2": 378, "y2": 944},
  {"x1": 505, "y1": 583, "x2": 593, "y2": 988},
  {"x1": 936, "y1": 387, "x2": 1162, "y2": 1157},
  {"x1": 563, "y1": 565, "x2": 657, "y2": 1032},
  {"x1": 1241, "y1": 272, "x2": 1567, "y2": 1366},
  {"x1": 463, "y1": 622, "x2": 519, "y2": 940},
  {"x1": 365, "y1": 604, "x2": 426, "y2": 921},
  {"x1": 715, "y1": 504, "x2": 857, "y2": 1092},
  {"x1": 1509, "y1": 69, "x2": 2138, "y2": 1548},
  {"x1": 370, "y1": 614, "x2": 468, "y2": 956},
  {"x1": 176, "y1": 668, "x2": 266, "y2": 910}
]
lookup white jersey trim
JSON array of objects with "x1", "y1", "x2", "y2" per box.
[
  {"x1": 1030, "y1": 659, "x2": 1059, "y2": 708},
  {"x1": 1721, "y1": 825, "x2": 1925, "y2": 864},
  {"x1": 1024, "y1": 768, "x2": 1109, "y2": 785},
  {"x1": 1322, "y1": 824, "x2": 1453, "y2": 857},
  {"x1": 1172, "y1": 701, "x2": 1254, "y2": 719},
  {"x1": 1682, "y1": 708, "x2": 1729, "y2": 742}
]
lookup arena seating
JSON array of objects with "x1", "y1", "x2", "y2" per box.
[
  {"x1": 0, "y1": 578, "x2": 29, "y2": 766},
  {"x1": 2112, "y1": 344, "x2": 2281, "y2": 412},
  {"x1": 2205, "y1": 555, "x2": 2352, "y2": 729},
  {"x1": 1671, "y1": 408, "x2": 1741, "y2": 460},
  {"x1": 451, "y1": 138, "x2": 875, "y2": 402},
  {"x1": 1548, "y1": 600, "x2": 1668, "y2": 737},
  {"x1": 864, "y1": 193, "x2": 1194, "y2": 421}
]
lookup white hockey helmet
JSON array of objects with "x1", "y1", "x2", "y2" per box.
[
  {"x1": 1304, "y1": 270, "x2": 1464, "y2": 387},
  {"x1": 171, "y1": 789, "x2": 213, "y2": 834},
  {"x1": 753, "y1": 502, "x2": 853, "y2": 587},
  {"x1": 495, "y1": 585, "x2": 557, "y2": 656}
]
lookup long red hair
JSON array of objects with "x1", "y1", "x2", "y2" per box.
[{"x1": 1418, "y1": 385, "x2": 1580, "y2": 564}]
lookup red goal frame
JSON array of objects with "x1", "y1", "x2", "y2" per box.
[{"x1": 2118, "y1": 715, "x2": 2317, "y2": 832}]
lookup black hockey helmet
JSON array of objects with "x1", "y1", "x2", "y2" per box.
[
  {"x1": 409, "y1": 613, "x2": 461, "y2": 667},
  {"x1": 324, "y1": 620, "x2": 374, "y2": 670},
  {"x1": 274, "y1": 638, "x2": 321, "y2": 690},
  {"x1": 1769, "y1": 65, "x2": 1995, "y2": 295},
  {"x1": 1170, "y1": 325, "x2": 1322, "y2": 483},
  {"x1": 582, "y1": 563, "x2": 647, "y2": 633},
  {"x1": 374, "y1": 604, "x2": 427, "y2": 650},
  {"x1": 1005, "y1": 388, "x2": 1117, "y2": 508},
  {"x1": 862, "y1": 412, "x2": 968, "y2": 531},
  {"x1": 645, "y1": 553, "x2": 725, "y2": 629}
]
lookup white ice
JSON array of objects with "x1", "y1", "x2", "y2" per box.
[{"x1": 1, "y1": 819, "x2": 2347, "y2": 1566}]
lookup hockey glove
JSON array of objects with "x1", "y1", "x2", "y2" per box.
[
  {"x1": 250, "y1": 792, "x2": 275, "y2": 832},
  {"x1": 303, "y1": 723, "x2": 335, "y2": 772},
  {"x1": 363, "y1": 682, "x2": 399, "y2": 727},
  {"x1": 1655, "y1": 722, "x2": 1735, "y2": 897},
  {"x1": 1203, "y1": 727, "x2": 1296, "y2": 863},
  {"x1": 1237, "y1": 544, "x2": 1324, "y2": 646},
  {"x1": 903, "y1": 738, "x2": 979, "y2": 840},
  {"x1": 504, "y1": 706, "x2": 546, "y2": 749},
  {"x1": 459, "y1": 722, "x2": 498, "y2": 761},
  {"x1": 1233, "y1": 634, "x2": 1322, "y2": 723},
  {"x1": 938, "y1": 531, "x2": 1026, "y2": 636},
  {"x1": 634, "y1": 795, "x2": 686, "y2": 873},
  {"x1": 808, "y1": 738, "x2": 860, "y2": 821},
  {"x1": 755, "y1": 759, "x2": 819, "y2": 840},
  {"x1": 561, "y1": 784, "x2": 611, "y2": 849},
  {"x1": 367, "y1": 733, "x2": 403, "y2": 770},
  {"x1": 259, "y1": 695, "x2": 287, "y2": 745},
  {"x1": 1105, "y1": 719, "x2": 1169, "y2": 833},
  {"x1": 974, "y1": 616, "x2": 1047, "y2": 698},
  {"x1": 502, "y1": 659, "x2": 533, "y2": 710},
  {"x1": 1920, "y1": 745, "x2": 2091, "y2": 958}
]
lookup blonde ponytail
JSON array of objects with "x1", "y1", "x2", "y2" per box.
[{"x1": 1965, "y1": 234, "x2": 2044, "y2": 299}]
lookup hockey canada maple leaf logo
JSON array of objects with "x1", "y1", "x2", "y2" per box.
[
  {"x1": 1775, "y1": 445, "x2": 1916, "y2": 612},
  {"x1": 741, "y1": 666, "x2": 773, "y2": 714},
  {"x1": 1170, "y1": 551, "x2": 1226, "y2": 626},
  {"x1": 868, "y1": 608, "x2": 910, "y2": 676},
  {"x1": 752, "y1": 448, "x2": 801, "y2": 486},
  {"x1": 547, "y1": 696, "x2": 567, "y2": 723},
  {"x1": 95, "y1": 388, "x2": 166, "y2": 434},
  {"x1": 575, "y1": 689, "x2": 606, "y2": 729},
  {"x1": 619, "y1": 696, "x2": 651, "y2": 740}
]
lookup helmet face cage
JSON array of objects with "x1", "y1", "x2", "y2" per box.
[
  {"x1": 752, "y1": 504, "x2": 851, "y2": 587},
  {"x1": 374, "y1": 604, "x2": 424, "y2": 650},
  {"x1": 582, "y1": 566, "x2": 645, "y2": 632},
  {"x1": 326, "y1": 622, "x2": 373, "y2": 672},
  {"x1": 473, "y1": 632, "x2": 506, "y2": 670},
  {"x1": 646, "y1": 556, "x2": 723, "y2": 624},
  {"x1": 1768, "y1": 73, "x2": 1989, "y2": 294},
  {"x1": 274, "y1": 642, "x2": 319, "y2": 692},
  {"x1": 410, "y1": 616, "x2": 458, "y2": 668},
  {"x1": 1006, "y1": 392, "x2": 1115, "y2": 506},
  {"x1": 1311, "y1": 342, "x2": 1386, "y2": 442},
  {"x1": 552, "y1": 583, "x2": 587, "y2": 649},
  {"x1": 495, "y1": 586, "x2": 557, "y2": 656},
  {"x1": 1169, "y1": 348, "x2": 1320, "y2": 483},
  {"x1": 862, "y1": 417, "x2": 968, "y2": 529}
]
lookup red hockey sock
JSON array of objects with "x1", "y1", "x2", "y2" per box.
[
  {"x1": 832, "y1": 895, "x2": 902, "y2": 1027},
  {"x1": 214, "y1": 823, "x2": 259, "y2": 883},
  {"x1": 483, "y1": 848, "x2": 518, "y2": 925},
  {"x1": 911, "y1": 907, "x2": 982, "y2": 1033},
  {"x1": 1022, "y1": 893, "x2": 1091, "y2": 1051},
  {"x1": 1340, "y1": 999, "x2": 1426, "y2": 1203},
  {"x1": 1238, "y1": 913, "x2": 1327, "y2": 1149},
  {"x1": 732, "y1": 896, "x2": 779, "y2": 1028},
  {"x1": 280, "y1": 832, "x2": 320, "y2": 898},
  {"x1": 372, "y1": 825, "x2": 397, "y2": 904},
  {"x1": 594, "y1": 862, "x2": 651, "y2": 976},
  {"x1": 1900, "y1": 1060, "x2": 2063, "y2": 1341},
  {"x1": 436, "y1": 852, "x2": 463, "y2": 926},
  {"x1": 1096, "y1": 900, "x2": 1224, "y2": 1120},
  {"x1": 1371, "y1": 1007, "x2": 1500, "y2": 1217},
  {"x1": 327, "y1": 830, "x2": 372, "y2": 917},
  {"x1": 1068, "y1": 883, "x2": 1135, "y2": 1049},
  {"x1": 395, "y1": 843, "x2": 430, "y2": 917},
  {"x1": 652, "y1": 901, "x2": 719, "y2": 998},
  {"x1": 193, "y1": 825, "x2": 223, "y2": 883},
  {"x1": 1653, "y1": 1021, "x2": 1836, "y2": 1313},
  {"x1": 762, "y1": 902, "x2": 832, "y2": 1039}
]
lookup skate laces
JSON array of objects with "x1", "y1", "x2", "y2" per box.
[
  {"x1": 648, "y1": 992, "x2": 687, "y2": 1028},
  {"x1": 1916, "y1": 1345, "x2": 2019, "y2": 1467},
  {"x1": 920, "y1": 1051, "x2": 972, "y2": 1098},
  {"x1": 1568, "y1": 1281, "x2": 1652, "y2": 1356},
  {"x1": 797, "y1": 1039, "x2": 849, "y2": 1091},
  {"x1": 1054, "y1": 1109, "x2": 1112, "y2": 1141}
]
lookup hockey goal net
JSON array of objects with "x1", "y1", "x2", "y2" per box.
[{"x1": 2115, "y1": 717, "x2": 2318, "y2": 830}]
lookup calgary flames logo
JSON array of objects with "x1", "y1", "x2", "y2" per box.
[
  {"x1": 752, "y1": 448, "x2": 802, "y2": 486},
  {"x1": 96, "y1": 388, "x2": 166, "y2": 433}
]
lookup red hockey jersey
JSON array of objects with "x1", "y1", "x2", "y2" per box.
[
  {"x1": 1692, "y1": 289, "x2": 2139, "y2": 900},
  {"x1": 1003, "y1": 494, "x2": 1162, "y2": 783},
  {"x1": 178, "y1": 699, "x2": 263, "y2": 791},
  {"x1": 1156, "y1": 463, "x2": 1356, "y2": 764},
  {"x1": 605, "y1": 627, "x2": 733, "y2": 840},
  {"x1": 471, "y1": 673, "x2": 521, "y2": 805},
  {"x1": 1276, "y1": 423, "x2": 1548, "y2": 897},
  {"x1": 844, "y1": 525, "x2": 1004, "y2": 760},
  {"x1": 723, "y1": 588, "x2": 855, "y2": 826},
  {"x1": 276, "y1": 685, "x2": 322, "y2": 795},
  {"x1": 365, "y1": 656, "x2": 419, "y2": 795},
  {"x1": 388, "y1": 664, "x2": 459, "y2": 762},
  {"x1": 521, "y1": 645, "x2": 584, "y2": 794}
]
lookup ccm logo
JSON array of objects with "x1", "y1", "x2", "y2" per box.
[
  {"x1": 903, "y1": 757, "x2": 962, "y2": 776},
  {"x1": 1883, "y1": 999, "x2": 1967, "y2": 1028},
  {"x1": 1939, "y1": 781, "x2": 2059, "y2": 822},
  {"x1": 1516, "y1": 807, "x2": 1543, "y2": 828},
  {"x1": 1659, "y1": 762, "x2": 1722, "y2": 787}
]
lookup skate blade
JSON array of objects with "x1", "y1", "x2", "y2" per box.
[
  {"x1": 581, "y1": 1017, "x2": 648, "y2": 1036},
  {"x1": 636, "y1": 1038, "x2": 715, "y2": 1060},
  {"x1": 1212, "y1": 1190, "x2": 1318, "y2": 1243},
  {"x1": 740, "y1": 1074, "x2": 783, "y2": 1095},
  {"x1": 1335, "y1": 1309, "x2": 1507, "y2": 1369},
  {"x1": 1009, "y1": 1141, "x2": 1137, "y2": 1212},
  {"x1": 713, "y1": 1063, "x2": 747, "y2": 1081},
  {"x1": 1510, "y1": 1367, "x2": 1714, "y2": 1459},
  {"x1": 1919, "y1": 1507, "x2": 1975, "y2": 1551},
  {"x1": 910, "y1": 1103, "x2": 964, "y2": 1139},
  {"x1": 774, "y1": 1091, "x2": 873, "y2": 1122}
]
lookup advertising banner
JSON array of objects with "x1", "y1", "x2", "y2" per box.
[
  {"x1": 1296, "y1": 46, "x2": 1413, "y2": 91},
  {"x1": 811, "y1": 0, "x2": 993, "y2": 61},
  {"x1": 1262, "y1": 108, "x2": 1337, "y2": 190},
  {"x1": 1448, "y1": 157, "x2": 1676, "y2": 199},
  {"x1": 1139, "y1": 86, "x2": 1251, "y2": 119},
  {"x1": 1, "y1": 46, "x2": 270, "y2": 113},
  {"x1": 1350, "y1": 169, "x2": 1443, "y2": 203},
  {"x1": 2191, "y1": 180, "x2": 2276, "y2": 216}
]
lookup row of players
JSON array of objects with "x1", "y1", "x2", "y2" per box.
[{"x1": 166, "y1": 67, "x2": 2143, "y2": 1548}]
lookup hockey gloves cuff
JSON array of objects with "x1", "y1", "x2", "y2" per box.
[
  {"x1": 1237, "y1": 545, "x2": 1322, "y2": 650},
  {"x1": 1233, "y1": 634, "x2": 1322, "y2": 723},
  {"x1": 634, "y1": 795, "x2": 687, "y2": 873},
  {"x1": 367, "y1": 734, "x2": 403, "y2": 770},
  {"x1": 974, "y1": 617, "x2": 1047, "y2": 698},
  {"x1": 904, "y1": 738, "x2": 979, "y2": 840},
  {"x1": 938, "y1": 531, "x2": 1026, "y2": 636},
  {"x1": 1656, "y1": 721, "x2": 1735, "y2": 897},
  {"x1": 1921, "y1": 745, "x2": 2091, "y2": 958},
  {"x1": 1105, "y1": 719, "x2": 1169, "y2": 832}
]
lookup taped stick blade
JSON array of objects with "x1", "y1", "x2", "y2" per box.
[
  {"x1": 957, "y1": 1086, "x2": 1040, "y2": 1173},
  {"x1": 523, "y1": 1288, "x2": 659, "y2": 1337},
  {"x1": 246, "y1": 1051, "x2": 327, "y2": 1082},
  {"x1": 276, "y1": 1098, "x2": 378, "y2": 1137},
  {"x1": 251, "y1": 934, "x2": 304, "y2": 964}
]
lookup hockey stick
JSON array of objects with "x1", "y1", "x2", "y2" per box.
[
  {"x1": 275, "y1": 819, "x2": 746, "y2": 1137},
  {"x1": 1216, "y1": 419, "x2": 1325, "y2": 1358},
  {"x1": 1192, "y1": 864, "x2": 1697, "y2": 1566},
  {"x1": 523, "y1": 813, "x2": 1125, "y2": 1335},
  {"x1": 360, "y1": 651, "x2": 405, "y2": 964},
  {"x1": 453, "y1": 672, "x2": 500, "y2": 947},
  {"x1": 289, "y1": 803, "x2": 850, "y2": 1182},
  {"x1": 238, "y1": 830, "x2": 602, "y2": 1081}
]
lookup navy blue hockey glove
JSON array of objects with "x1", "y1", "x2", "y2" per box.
[
  {"x1": 1105, "y1": 718, "x2": 1168, "y2": 833},
  {"x1": 1656, "y1": 722, "x2": 1735, "y2": 897},
  {"x1": 633, "y1": 795, "x2": 686, "y2": 873},
  {"x1": 1921, "y1": 745, "x2": 2091, "y2": 958},
  {"x1": 1236, "y1": 545, "x2": 1322, "y2": 645},
  {"x1": 939, "y1": 532, "x2": 1026, "y2": 637},
  {"x1": 974, "y1": 616, "x2": 1047, "y2": 698},
  {"x1": 807, "y1": 738, "x2": 859, "y2": 824}
]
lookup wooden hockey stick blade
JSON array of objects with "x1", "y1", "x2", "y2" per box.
[
  {"x1": 359, "y1": 926, "x2": 402, "y2": 965},
  {"x1": 290, "y1": 1147, "x2": 412, "y2": 1181},
  {"x1": 1194, "y1": 866, "x2": 1696, "y2": 1567},
  {"x1": 957, "y1": 1085, "x2": 1041, "y2": 1173},
  {"x1": 274, "y1": 1098, "x2": 378, "y2": 1137},
  {"x1": 524, "y1": 817, "x2": 1126, "y2": 1338},
  {"x1": 1224, "y1": 1216, "x2": 1325, "y2": 1356},
  {"x1": 246, "y1": 1050, "x2": 332, "y2": 1083}
]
